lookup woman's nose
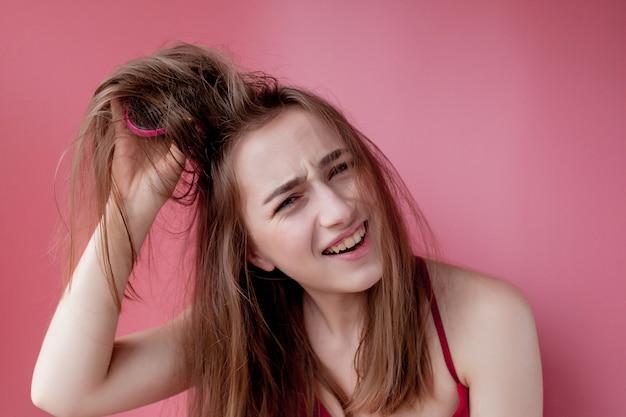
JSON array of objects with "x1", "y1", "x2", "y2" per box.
[{"x1": 317, "y1": 185, "x2": 355, "y2": 228}]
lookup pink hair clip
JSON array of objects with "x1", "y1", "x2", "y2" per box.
[{"x1": 123, "y1": 107, "x2": 166, "y2": 138}]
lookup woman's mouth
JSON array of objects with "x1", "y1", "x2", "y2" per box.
[{"x1": 322, "y1": 220, "x2": 369, "y2": 259}]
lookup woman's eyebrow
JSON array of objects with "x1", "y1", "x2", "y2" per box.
[
  {"x1": 262, "y1": 148, "x2": 349, "y2": 205},
  {"x1": 318, "y1": 148, "x2": 347, "y2": 169}
]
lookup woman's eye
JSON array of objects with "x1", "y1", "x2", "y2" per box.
[
  {"x1": 275, "y1": 195, "x2": 299, "y2": 213},
  {"x1": 329, "y1": 161, "x2": 354, "y2": 179}
]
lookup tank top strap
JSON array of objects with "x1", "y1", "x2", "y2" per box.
[{"x1": 419, "y1": 257, "x2": 463, "y2": 385}]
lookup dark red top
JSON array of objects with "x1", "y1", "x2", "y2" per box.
[
  {"x1": 423, "y1": 259, "x2": 470, "y2": 416},
  {"x1": 316, "y1": 257, "x2": 470, "y2": 416}
]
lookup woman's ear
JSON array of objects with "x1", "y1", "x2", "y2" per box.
[{"x1": 246, "y1": 243, "x2": 275, "y2": 272}]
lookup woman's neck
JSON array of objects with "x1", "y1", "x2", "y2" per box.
[{"x1": 302, "y1": 288, "x2": 367, "y2": 348}]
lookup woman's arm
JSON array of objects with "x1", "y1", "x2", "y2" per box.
[
  {"x1": 31, "y1": 199, "x2": 189, "y2": 417},
  {"x1": 457, "y1": 270, "x2": 544, "y2": 417},
  {"x1": 32, "y1": 98, "x2": 189, "y2": 417}
]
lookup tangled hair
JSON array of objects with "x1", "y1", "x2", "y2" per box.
[{"x1": 58, "y1": 42, "x2": 443, "y2": 417}]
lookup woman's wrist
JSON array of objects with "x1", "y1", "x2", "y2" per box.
[{"x1": 104, "y1": 193, "x2": 163, "y2": 253}]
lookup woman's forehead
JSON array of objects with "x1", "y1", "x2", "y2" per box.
[{"x1": 233, "y1": 108, "x2": 345, "y2": 205}]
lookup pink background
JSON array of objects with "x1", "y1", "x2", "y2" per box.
[{"x1": 1, "y1": 1, "x2": 624, "y2": 416}]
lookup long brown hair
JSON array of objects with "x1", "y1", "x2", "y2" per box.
[{"x1": 57, "y1": 42, "x2": 442, "y2": 417}]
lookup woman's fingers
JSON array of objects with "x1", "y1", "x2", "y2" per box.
[{"x1": 108, "y1": 98, "x2": 186, "y2": 202}]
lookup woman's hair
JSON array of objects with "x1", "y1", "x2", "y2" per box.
[{"x1": 58, "y1": 42, "x2": 442, "y2": 417}]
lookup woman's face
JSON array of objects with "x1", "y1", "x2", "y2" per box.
[{"x1": 232, "y1": 107, "x2": 383, "y2": 295}]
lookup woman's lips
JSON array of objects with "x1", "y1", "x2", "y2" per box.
[
  {"x1": 322, "y1": 220, "x2": 369, "y2": 258},
  {"x1": 322, "y1": 220, "x2": 367, "y2": 253}
]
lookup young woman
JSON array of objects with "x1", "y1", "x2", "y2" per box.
[{"x1": 31, "y1": 43, "x2": 543, "y2": 417}]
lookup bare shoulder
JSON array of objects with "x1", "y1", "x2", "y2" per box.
[
  {"x1": 423, "y1": 259, "x2": 540, "y2": 388},
  {"x1": 424, "y1": 259, "x2": 533, "y2": 315}
]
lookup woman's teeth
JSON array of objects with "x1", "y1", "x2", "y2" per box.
[{"x1": 323, "y1": 223, "x2": 366, "y2": 255}]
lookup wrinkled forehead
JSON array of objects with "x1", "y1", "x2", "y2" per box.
[{"x1": 232, "y1": 107, "x2": 346, "y2": 208}]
